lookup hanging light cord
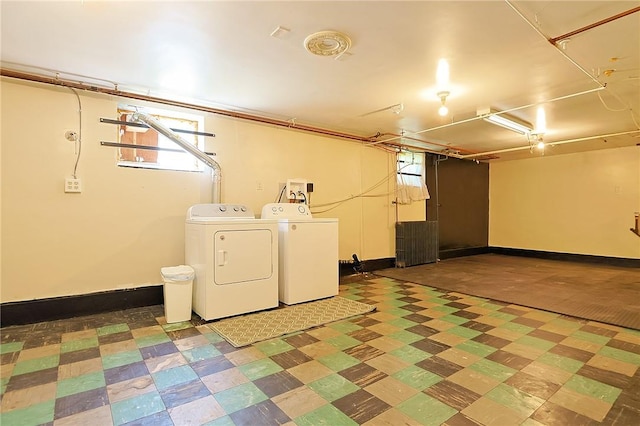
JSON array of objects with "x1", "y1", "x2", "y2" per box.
[{"x1": 69, "y1": 87, "x2": 82, "y2": 178}]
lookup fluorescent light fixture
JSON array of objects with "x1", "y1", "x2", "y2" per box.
[{"x1": 482, "y1": 110, "x2": 533, "y2": 135}]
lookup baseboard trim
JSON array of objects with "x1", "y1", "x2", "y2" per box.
[
  {"x1": 6, "y1": 248, "x2": 633, "y2": 327},
  {"x1": 339, "y1": 257, "x2": 395, "y2": 276},
  {"x1": 490, "y1": 247, "x2": 640, "y2": 268},
  {"x1": 362, "y1": 257, "x2": 396, "y2": 272},
  {"x1": 439, "y1": 246, "x2": 491, "y2": 260},
  {"x1": 1, "y1": 286, "x2": 164, "y2": 327}
]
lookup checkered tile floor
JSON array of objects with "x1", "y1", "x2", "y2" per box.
[{"x1": 1, "y1": 276, "x2": 639, "y2": 425}]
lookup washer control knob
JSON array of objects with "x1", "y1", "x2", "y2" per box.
[
  {"x1": 241, "y1": 206, "x2": 247, "y2": 212},
  {"x1": 298, "y1": 205, "x2": 306, "y2": 214},
  {"x1": 272, "y1": 207, "x2": 277, "y2": 212},
  {"x1": 233, "y1": 206, "x2": 239, "y2": 212},
  {"x1": 278, "y1": 207, "x2": 284, "y2": 212},
  {"x1": 219, "y1": 205, "x2": 227, "y2": 212}
]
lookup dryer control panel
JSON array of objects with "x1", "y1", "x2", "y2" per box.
[
  {"x1": 261, "y1": 203, "x2": 312, "y2": 219},
  {"x1": 187, "y1": 203, "x2": 255, "y2": 220}
]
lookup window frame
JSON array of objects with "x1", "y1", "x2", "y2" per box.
[
  {"x1": 396, "y1": 150, "x2": 430, "y2": 204},
  {"x1": 116, "y1": 106, "x2": 205, "y2": 172}
]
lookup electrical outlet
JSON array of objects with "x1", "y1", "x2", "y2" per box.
[{"x1": 65, "y1": 178, "x2": 82, "y2": 193}]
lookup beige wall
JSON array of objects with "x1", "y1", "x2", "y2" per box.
[
  {"x1": 1, "y1": 79, "x2": 424, "y2": 302},
  {"x1": 489, "y1": 146, "x2": 640, "y2": 259}
]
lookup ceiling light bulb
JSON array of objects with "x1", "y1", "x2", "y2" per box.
[
  {"x1": 537, "y1": 141, "x2": 545, "y2": 150},
  {"x1": 436, "y1": 59, "x2": 450, "y2": 89},
  {"x1": 437, "y1": 91, "x2": 450, "y2": 116}
]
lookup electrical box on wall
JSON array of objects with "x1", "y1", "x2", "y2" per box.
[
  {"x1": 64, "y1": 178, "x2": 82, "y2": 193},
  {"x1": 286, "y1": 178, "x2": 307, "y2": 202}
]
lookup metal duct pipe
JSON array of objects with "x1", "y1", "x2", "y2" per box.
[{"x1": 131, "y1": 112, "x2": 222, "y2": 203}]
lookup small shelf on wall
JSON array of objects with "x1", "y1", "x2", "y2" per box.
[{"x1": 631, "y1": 228, "x2": 640, "y2": 238}]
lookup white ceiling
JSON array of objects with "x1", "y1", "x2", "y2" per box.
[{"x1": 2, "y1": 1, "x2": 639, "y2": 160}]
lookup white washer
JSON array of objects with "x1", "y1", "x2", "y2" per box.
[
  {"x1": 261, "y1": 203, "x2": 338, "y2": 305},
  {"x1": 185, "y1": 204, "x2": 278, "y2": 320}
]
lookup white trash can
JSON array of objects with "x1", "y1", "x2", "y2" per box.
[{"x1": 161, "y1": 265, "x2": 195, "y2": 323}]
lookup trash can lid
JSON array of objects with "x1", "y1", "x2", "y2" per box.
[{"x1": 161, "y1": 265, "x2": 195, "y2": 280}]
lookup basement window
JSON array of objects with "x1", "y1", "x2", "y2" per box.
[
  {"x1": 396, "y1": 151, "x2": 430, "y2": 204},
  {"x1": 117, "y1": 106, "x2": 205, "y2": 172}
]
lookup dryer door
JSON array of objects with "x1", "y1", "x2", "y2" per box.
[{"x1": 213, "y1": 229, "x2": 274, "y2": 285}]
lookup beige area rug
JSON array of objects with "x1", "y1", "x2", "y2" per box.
[{"x1": 208, "y1": 296, "x2": 376, "y2": 347}]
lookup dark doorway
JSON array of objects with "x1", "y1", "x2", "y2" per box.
[{"x1": 425, "y1": 155, "x2": 489, "y2": 256}]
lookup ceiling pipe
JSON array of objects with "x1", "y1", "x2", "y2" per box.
[
  {"x1": 4, "y1": 67, "x2": 623, "y2": 163},
  {"x1": 367, "y1": 132, "x2": 478, "y2": 154},
  {"x1": 373, "y1": 3, "x2": 621, "y2": 147},
  {"x1": 375, "y1": 86, "x2": 606, "y2": 145},
  {"x1": 366, "y1": 133, "x2": 469, "y2": 158},
  {"x1": 0, "y1": 68, "x2": 376, "y2": 144},
  {"x1": 1, "y1": 67, "x2": 459, "y2": 157},
  {"x1": 503, "y1": 0, "x2": 605, "y2": 90},
  {"x1": 1, "y1": 60, "x2": 120, "y2": 88},
  {"x1": 382, "y1": 141, "x2": 465, "y2": 160},
  {"x1": 264, "y1": 6, "x2": 632, "y2": 160},
  {"x1": 459, "y1": 130, "x2": 640, "y2": 159},
  {"x1": 506, "y1": 0, "x2": 637, "y2": 114},
  {"x1": 548, "y1": 6, "x2": 640, "y2": 45}
]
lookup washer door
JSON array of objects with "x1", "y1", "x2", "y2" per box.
[{"x1": 213, "y1": 229, "x2": 273, "y2": 285}]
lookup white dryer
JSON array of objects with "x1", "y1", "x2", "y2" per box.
[
  {"x1": 185, "y1": 204, "x2": 278, "y2": 320},
  {"x1": 261, "y1": 203, "x2": 338, "y2": 305}
]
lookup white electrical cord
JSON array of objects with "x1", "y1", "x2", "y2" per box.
[
  {"x1": 310, "y1": 163, "x2": 411, "y2": 214},
  {"x1": 69, "y1": 87, "x2": 82, "y2": 178},
  {"x1": 595, "y1": 87, "x2": 640, "y2": 130},
  {"x1": 597, "y1": 90, "x2": 629, "y2": 112}
]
